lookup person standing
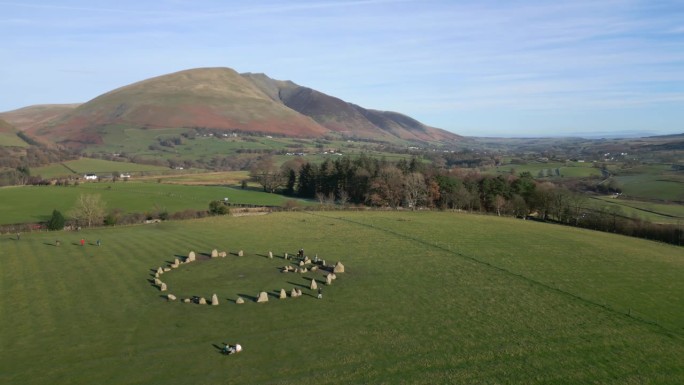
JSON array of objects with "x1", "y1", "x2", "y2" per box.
[
  {"x1": 317, "y1": 287, "x2": 323, "y2": 299},
  {"x1": 80, "y1": 238, "x2": 85, "y2": 247}
]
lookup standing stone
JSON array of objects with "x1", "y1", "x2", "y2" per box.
[
  {"x1": 299, "y1": 261, "x2": 305, "y2": 267},
  {"x1": 188, "y1": 251, "x2": 196, "y2": 262},
  {"x1": 290, "y1": 288, "x2": 298, "y2": 297},
  {"x1": 211, "y1": 293, "x2": 219, "y2": 306},
  {"x1": 154, "y1": 278, "x2": 162, "y2": 286},
  {"x1": 310, "y1": 279, "x2": 318, "y2": 290},
  {"x1": 331, "y1": 273, "x2": 337, "y2": 280},
  {"x1": 238, "y1": 250, "x2": 244, "y2": 257},
  {"x1": 326, "y1": 274, "x2": 333, "y2": 285},
  {"x1": 333, "y1": 262, "x2": 345, "y2": 273},
  {"x1": 183, "y1": 298, "x2": 191, "y2": 303},
  {"x1": 268, "y1": 251, "x2": 273, "y2": 259},
  {"x1": 163, "y1": 267, "x2": 171, "y2": 272},
  {"x1": 211, "y1": 249, "x2": 218, "y2": 258},
  {"x1": 160, "y1": 282, "x2": 167, "y2": 291},
  {"x1": 198, "y1": 297, "x2": 207, "y2": 305},
  {"x1": 284, "y1": 252, "x2": 288, "y2": 259},
  {"x1": 236, "y1": 297, "x2": 245, "y2": 304},
  {"x1": 279, "y1": 289, "x2": 287, "y2": 299},
  {"x1": 256, "y1": 291, "x2": 269, "y2": 303},
  {"x1": 281, "y1": 268, "x2": 289, "y2": 273},
  {"x1": 311, "y1": 266, "x2": 319, "y2": 272},
  {"x1": 156, "y1": 267, "x2": 163, "y2": 275},
  {"x1": 296, "y1": 289, "x2": 302, "y2": 297},
  {"x1": 219, "y1": 251, "x2": 227, "y2": 257},
  {"x1": 167, "y1": 294, "x2": 177, "y2": 301}
]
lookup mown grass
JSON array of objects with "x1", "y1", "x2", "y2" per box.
[
  {"x1": 1, "y1": 211, "x2": 683, "y2": 384},
  {"x1": 0, "y1": 182, "x2": 305, "y2": 224}
]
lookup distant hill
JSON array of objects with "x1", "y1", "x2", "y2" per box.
[
  {"x1": 0, "y1": 104, "x2": 79, "y2": 133},
  {"x1": 243, "y1": 72, "x2": 457, "y2": 142},
  {"x1": 0, "y1": 118, "x2": 15, "y2": 134},
  {"x1": 1, "y1": 67, "x2": 460, "y2": 147}
]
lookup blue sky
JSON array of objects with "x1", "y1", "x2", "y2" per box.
[{"x1": 1, "y1": 0, "x2": 683, "y2": 137}]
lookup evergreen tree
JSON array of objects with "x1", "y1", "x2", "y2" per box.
[{"x1": 46, "y1": 209, "x2": 65, "y2": 231}]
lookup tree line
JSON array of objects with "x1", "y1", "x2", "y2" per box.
[{"x1": 249, "y1": 155, "x2": 682, "y2": 246}]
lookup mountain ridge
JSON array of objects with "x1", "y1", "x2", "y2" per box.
[{"x1": 1, "y1": 67, "x2": 460, "y2": 147}]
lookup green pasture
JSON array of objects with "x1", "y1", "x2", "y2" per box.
[
  {"x1": 32, "y1": 158, "x2": 170, "y2": 178},
  {"x1": 590, "y1": 196, "x2": 684, "y2": 224},
  {"x1": 492, "y1": 161, "x2": 601, "y2": 178},
  {"x1": 614, "y1": 174, "x2": 684, "y2": 202},
  {"x1": 1, "y1": 211, "x2": 683, "y2": 384},
  {"x1": 0, "y1": 132, "x2": 28, "y2": 147},
  {"x1": 0, "y1": 182, "x2": 303, "y2": 224}
]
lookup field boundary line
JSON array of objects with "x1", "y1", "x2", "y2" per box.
[{"x1": 308, "y1": 211, "x2": 683, "y2": 339}]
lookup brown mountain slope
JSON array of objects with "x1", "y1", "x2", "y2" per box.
[
  {"x1": 6, "y1": 67, "x2": 459, "y2": 147},
  {"x1": 0, "y1": 104, "x2": 79, "y2": 133},
  {"x1": 34, "y1": 68, "x2": 328, "y2": 145},
  {"x1": 0, "y1": 118, "x2": 16, "y2": 133},
  {"x1": 242, "y1": 72, "x2": 460, "y2": 142}
]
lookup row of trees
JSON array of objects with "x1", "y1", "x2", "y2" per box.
[{"x1": 249, "y1": 155, "x2": 682, "y2": 246}]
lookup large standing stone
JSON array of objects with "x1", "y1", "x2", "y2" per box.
[
  {"x1": 183, "y1": 298, "x2": 191, "y2": 303},
  {"x1": 211, "y1": 249, "x2": 218, "y2": 258},
  {"x1": 268, "y1": 251, "x2": 273, "y2": 259},
  {"x1": 167, "y1": 294, "x2": 176, "y2": 301},
  {"x1": 188, "y1": 251, "x2": 196, "y2": 262},
  {"x1": 219, "y1": 251, "x2": 227, "y2": 257},
  {"x1": 279, "y1": 289, "x2": 287, "y2": 299},
  {"x1": 238, "y1": 250, "x2": 244, "y2": 257},
  {"x1": 290, "y1": 288, "x2": 298, "y2": 297},
  {"x1": 256, "y1": 291, "x2": 269, "y2": 303},
  {"x1": 163, "y1": 267, "x2": 171, "y2": 272},
  {"x1": 333, "y1": 262, "x2": 345, "y2": 273},
  {"x1": 160, "y1": 282, "x2": 167, "y2": 291},
  {"x1": 311, "y1": 266, "x2": 319, "y2": 272},
  {"x1": 326, "y1": 274, "x2": 333, "y2": 285},
  {"x1": 236, "y1": 297, "x2": 245, "y2": 304},
  {"x1": 156, "y1": 267, "x2": 164, "y2": 275},
  {"x1": 296, "y1": 289, "x2": 302, "y2": 297},
  {"x1": 211, "y1": 293, "x2": 219, "y2": 306},
  {"x1": 198, "y1": 297, "x2": 207, "y2": 305},
  {"x1": 154, "y1": 278, "x2": 162, "y2": 286},
  {"x1": 310, "y1": 279, "x2": 318, "y2": 290}
]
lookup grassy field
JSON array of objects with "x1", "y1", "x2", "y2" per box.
[
  {"x1": 493, "y1": 161, "x2": 602, "y2": 178},
  {"x1": 590, "y1": 196, "x2": 684, "y2": 224},
  {"x1": 0, "y1": 182, "x2": 305, "y2": 224},
  {"x1": 0, "y1": 132, "x2": 28, "y2": 147},
  {"x1": 135, "y1": 171, "x2": 250, "y2": 185},
  {"x1": 613, "y1": 164, "x2": 684, "y2": 202},
  {"x1": 32, "y1": 158, "x2": 171, "y2": 178},
  {"x1": 1, "y1": 211, "x2": 683, "y2": 384}
]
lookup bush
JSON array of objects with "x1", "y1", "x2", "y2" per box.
[
  {"x1": 46, "y1": 210, "x2": 65, "y2": 231},
  {"x1": 209, "y1": 200, "x2": 228, "y2": 215}
]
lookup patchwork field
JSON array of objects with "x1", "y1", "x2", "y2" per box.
[{"x1": 1, "y1": 211, "x2": 683, "y2": 384}]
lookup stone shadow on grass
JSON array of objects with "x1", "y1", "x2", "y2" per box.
[
  {"x1": 238, "y1": 293, "x2": 258, "y2": 302},
  {"x1": 287, "y1": 281, "x2": 309, "y2": 289}
]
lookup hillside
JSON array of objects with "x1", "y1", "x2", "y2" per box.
[
  {"x1": 2, "y1": 68, "x2": 460, "y2": 148},
  {"x1": 243, "y1": 72, "x2": 459, "y2": 142},
  {"x1": 0, "y1": 104, "x2": 79, "y2": 133}
]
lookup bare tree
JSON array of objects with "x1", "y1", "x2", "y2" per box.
[
  {"x1": 403, "y1": 172, "x2": 426, "y2": 210},
  {"x1": 249, "y1": 156, "x2": 285, "y2": 193},
  {"x1": 70, "y1": 194, "x2": 106, "y2": 227}
]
